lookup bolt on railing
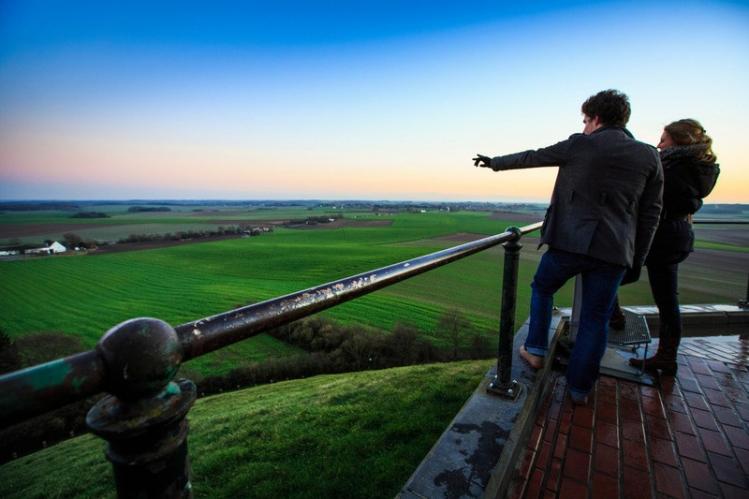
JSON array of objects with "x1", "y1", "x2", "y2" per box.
[{"x1": 0, "y1": 221, "x2": 542, "y2": 497}]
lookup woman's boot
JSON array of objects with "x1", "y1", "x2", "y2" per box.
[{"x1": 629, "y1": 337, "x2": 679, "y2": 375}]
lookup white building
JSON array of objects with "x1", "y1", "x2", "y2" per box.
[
  {"x1": 27, "y1": 241, "x2": 67, "y2": 255},
  {"x1": 48, "y1": 242, "x2": 67, "y2": 253}
]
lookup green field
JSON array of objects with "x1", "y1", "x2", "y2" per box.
[
  {"x1": 0, "y1": 360, "x2": 491, "y2": 498},
  {"x1": 1, "y1": 207, "x2": 746, "y2": 379}
]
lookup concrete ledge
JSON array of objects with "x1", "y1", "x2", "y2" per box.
[
  {"x1": 398, "y1": 309, "x2": 568, "y2": 499},
  {"x1": 623, "y1": 304, "x2": 749, "y2": 336}
]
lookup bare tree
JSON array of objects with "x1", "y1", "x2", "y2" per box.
[
  {"x1": 437, "y1": 309, "x2": 471, "y2": 360},
  {"x1": 0, "y1": 329, "x2": 21, "y2": 375},
  {"x1": 62, "y1": 233, "x2": 83, "y2": 248}
]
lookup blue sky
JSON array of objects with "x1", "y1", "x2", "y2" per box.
[{"x1": 1, "y1": 1, "x2": 748, "y2": 201}]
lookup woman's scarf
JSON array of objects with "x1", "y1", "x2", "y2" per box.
[{"x1": 659, "y1": 143, "x2": 710, "y2": 165}]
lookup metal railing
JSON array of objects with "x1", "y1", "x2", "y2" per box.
[{"x1": 0, "y1": 221, "x2": 543, "y2": 497}]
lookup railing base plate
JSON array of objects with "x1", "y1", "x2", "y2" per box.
[{"x1": 486, "y1": 378, "x2": 522, "y2": 400}]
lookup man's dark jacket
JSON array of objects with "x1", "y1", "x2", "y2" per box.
[{"x1": 490, "y1": 127, "x2": 664, "y2": 268}]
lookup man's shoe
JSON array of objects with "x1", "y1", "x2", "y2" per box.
[{"x1": 569, "y1": 391, "x2": 588, "y2": 406}]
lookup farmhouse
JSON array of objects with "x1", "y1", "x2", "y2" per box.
[
  {"x1": 26, "y1": 241, "x2": 67, "y2": 255},
  {"x1": 242, "y1": 225, "x2": 273, "y2": 236}
]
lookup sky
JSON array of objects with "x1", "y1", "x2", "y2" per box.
[{"x1": 1, "y1": 1, "x2": 748, "y2": 202}]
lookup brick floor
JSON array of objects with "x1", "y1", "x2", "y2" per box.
[{"x1": 508, "y1": 334, "x2": 749, "y2": 498}]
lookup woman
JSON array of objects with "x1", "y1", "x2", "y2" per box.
[{"x1": 629, "y1": 119, "x2": 720, "y2": 374}]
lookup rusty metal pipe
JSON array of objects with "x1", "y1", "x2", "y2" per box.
[{"x1": 0, "y1": 350, "x2": 105, "y2": 427}]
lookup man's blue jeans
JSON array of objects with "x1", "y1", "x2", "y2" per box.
[{"x1": 524, "y1": 248, "x2": 625, "y2": 398}]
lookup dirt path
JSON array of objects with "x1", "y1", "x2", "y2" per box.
[{"x1": 683, "y1": 248, "x2": 749, "y2": 273}]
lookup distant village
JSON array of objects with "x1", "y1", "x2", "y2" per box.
[{"x1": 0, "y1": 224, "x2": 276, "y2": 259}]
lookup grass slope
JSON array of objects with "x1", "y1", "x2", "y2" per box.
[{"x1": 0, "y1": 360, "x2": 491, "y2": 499}]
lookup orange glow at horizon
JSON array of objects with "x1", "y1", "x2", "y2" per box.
[{"x1": 2, "y1": 124, "x2": 747, "y2": 203}]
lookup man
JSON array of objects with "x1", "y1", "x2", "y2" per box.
[{"x1": 474, "y1": 89, "x2": 663, "y2": 405}]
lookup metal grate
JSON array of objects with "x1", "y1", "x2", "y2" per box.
[{"x1": 607, "y1": 309, "x2": 651, "y2": 346}]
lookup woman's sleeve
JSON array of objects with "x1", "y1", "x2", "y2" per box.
[{"x1": 667, "y1": 162, "x2": 720, "y2": 215}]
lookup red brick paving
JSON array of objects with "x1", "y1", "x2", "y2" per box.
[{"x1": 508, "y1": 335, "x2": 749, "y2": 498}]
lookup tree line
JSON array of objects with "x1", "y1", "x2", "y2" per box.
[
  {"x1": 55, "y1": 225, "x2": 272, "y2": 250},
  {"x1": 116, "y1": 225, "x2": 250, "y2": 244},
  {"x1": 195, "y1": 310, "x2": 491, "y2": 395},
  {"x1": 127, "y1": 206, "x2": 172, "y2": 212}
]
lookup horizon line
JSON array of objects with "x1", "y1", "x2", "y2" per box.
[
  {"x1": 0, "y1": 198, "x2": 548, "y2": 204},
  {"x1": 0, "y1": 198, "x2": 747, "y2": 206}
]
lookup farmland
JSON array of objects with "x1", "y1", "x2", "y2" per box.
[{"x1": 1, "y1": 203, "x2": 747, "y2": 379}]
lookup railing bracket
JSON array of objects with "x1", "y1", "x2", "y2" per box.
[{"x1": 487, "y1": 377, "x2": 522, "y2": 400}]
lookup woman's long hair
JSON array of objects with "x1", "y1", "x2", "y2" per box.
[{"x1": 664, "y1": 119, "x2": 716, "y2": 163}]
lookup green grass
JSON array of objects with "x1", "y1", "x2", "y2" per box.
[{"x1": 0, "y1": 360, "x2": 491, "y2": 499}]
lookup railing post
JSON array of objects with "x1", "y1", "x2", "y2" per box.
[
  {"x1": 488, "y1": 226, "x2": 522, "y2": 399},
  {"x1": 739, "y1": 273, "x2": 749, "y2": 309},
  {"x1": 85, "y1": 318, "x2": 196, "y2": 498}
]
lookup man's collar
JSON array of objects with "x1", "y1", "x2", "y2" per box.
[{"x1": 592, "y1": 126, "x2": 634, "y2": 138}]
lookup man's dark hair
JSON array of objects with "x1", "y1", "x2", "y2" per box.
[{"x1": 581, "y1": 89, "x2": 631, "y2": 127}]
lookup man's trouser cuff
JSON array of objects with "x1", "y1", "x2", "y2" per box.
[{"x1": 525, "y1": 344, "x2": 547, "y2": 357}]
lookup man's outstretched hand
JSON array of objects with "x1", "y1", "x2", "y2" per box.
[{"x1": 473, "y1": 154, "x2": 491, "y2": 168}]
